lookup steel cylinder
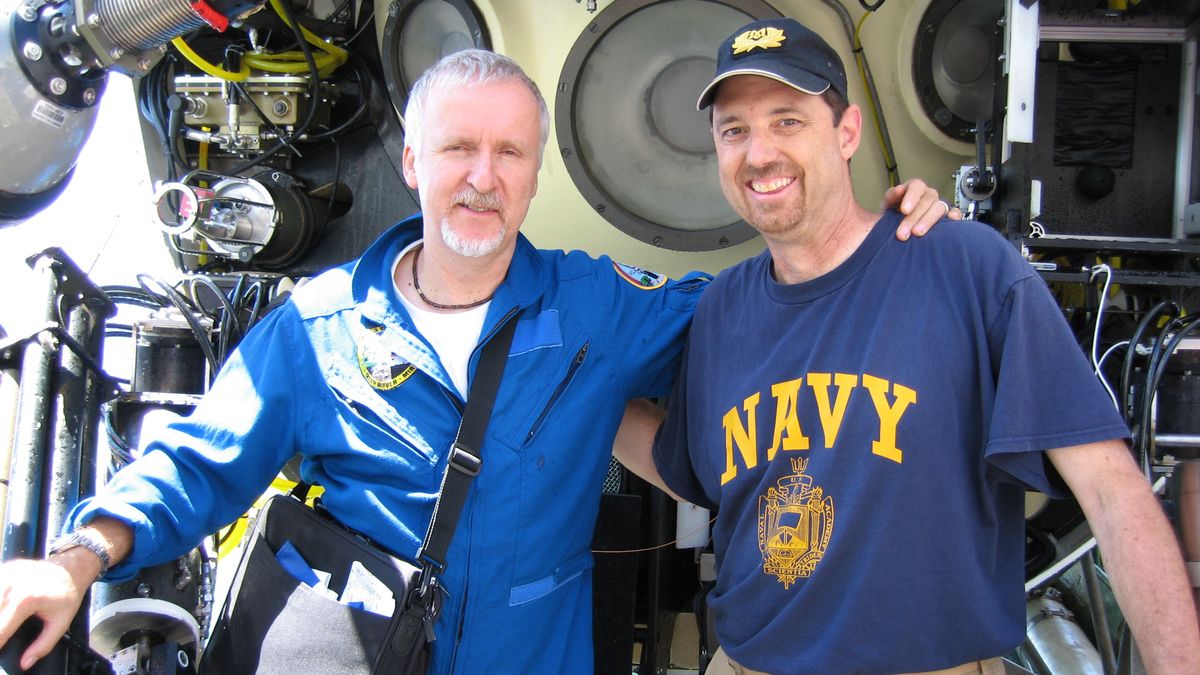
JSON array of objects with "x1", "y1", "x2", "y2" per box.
[
  {"x1": 93, "y1": 0, "x2": 206, "y2": 52},
  {"x1": 1024, "y1": 591, "x2": 1104, "y2": 675}
]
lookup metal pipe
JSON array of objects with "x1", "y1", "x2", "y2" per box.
[
  {"x1": 37, "y1": 249, "x2": 113, "y2": 541},
  {"x1": 1152, "y1": 433, "x2": 1200, "y2": 447},
  {"x1": 820, "y1": 0, "x2": 899, "y2": 186},
  {"x1": 1172, "y1": 37, "x2": 1197, "y2": 238},
  {"x1": 1, "y1": 255, "x2": 61, "y2": 561},
  {"x1": 1080, "y1": 552, "x2": 1117, "y2": 675},
  {"x1": 75, "y1": 301, "x2": 110, "y2": 502},
  {"x1": 44, "y1": 302, "x2": 99, "y2": 537},
  {"x1": 0, "y1": 345, "x2": 21, "y2": 532},
  {"x1": 1024, "y1": 590, "x2": 1105, "y2": 675}
]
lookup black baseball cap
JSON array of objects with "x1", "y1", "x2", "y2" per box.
[{"x1": 696, "y1": 17, "x2": 848, "y2": 110}]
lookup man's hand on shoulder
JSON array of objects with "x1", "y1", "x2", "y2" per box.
[{"x1": 882, "y1": 178, "x2": 963, "y2": 240}]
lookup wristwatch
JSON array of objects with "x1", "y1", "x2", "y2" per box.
[{"x1": 48, "y1": 529, "x2": 111, "y2": 577}]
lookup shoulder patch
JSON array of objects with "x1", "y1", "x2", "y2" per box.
[
  {"x1": 613, "y1": 261, "x2": 667, "y2": 290},
  {"x1": 357, "y1": 326, "x2": 416, "y2": 390}
]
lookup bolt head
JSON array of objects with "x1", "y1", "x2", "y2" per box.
[
  {"x1": 49, "y1": 77, "x2": 67, "y2": 95},
  {"x1": 82, "y1": 88, "x2": 96, "y2": 105},
  {"x1": 23, "y1": 41, "x2": 43, "y2": 61},
  {"x1": 86, "y1": 12, "x2": 100, "y2": 26}
]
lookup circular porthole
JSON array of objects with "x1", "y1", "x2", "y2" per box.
[
  {"x1": 379, "y1": 0, "x2": 491, "y2": 120},
  {"x1": 556, "y1": 0, "x2": 781, "y2": 251},
  {"x1": 911, "y1": 0, "x2": 1003, "y2": 143}
]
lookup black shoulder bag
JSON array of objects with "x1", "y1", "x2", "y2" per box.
[{"x1": 201, "y1": 317, "x2": 517, "y2": 674}]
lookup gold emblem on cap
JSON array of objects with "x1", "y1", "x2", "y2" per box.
[{"x1": 731, "y1": 27, "x2": 786, "y2": 54}]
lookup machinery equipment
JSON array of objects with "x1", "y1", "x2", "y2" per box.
[{"x1": 4, "y1": 0, "x2": 1200, "y2": 673}]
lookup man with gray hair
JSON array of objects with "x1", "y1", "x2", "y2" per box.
[{"x1": 0, "y1": 49, "x2": 952, "y2": 673}]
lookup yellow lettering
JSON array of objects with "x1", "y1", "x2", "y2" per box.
[
  {"x1": 807, "y1": 372, "x2": 858, "y2": 448},
  {"x1": 721, "y1": 393, "x2": 761, "y2": 484},
  {"x1": 861, "y1": 374, "x2": 916, "y2": 463},
  {"x1": 768, "y1": 378, "x2": 809, "y2": 459}
]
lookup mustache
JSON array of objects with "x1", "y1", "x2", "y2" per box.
[
  {"x1": 453, "y1": 188, "x2": 503, "y2": 211},
  {"x1": 741, "y1": 162, "x2": 798, "y2": 182}
]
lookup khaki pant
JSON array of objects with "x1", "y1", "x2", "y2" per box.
[{"x1": 705, "y1": 646, "x2": 1006, "y2": 675}]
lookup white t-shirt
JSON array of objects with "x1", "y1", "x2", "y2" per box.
[{"x1": 392, "y1": 241, "x2": 489, "y2": 398}]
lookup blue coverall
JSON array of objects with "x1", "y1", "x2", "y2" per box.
[{"x1": 66, "y1": 215, "x2": 708, "y2": 673}]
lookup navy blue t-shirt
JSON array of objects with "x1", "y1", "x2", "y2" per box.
[{"x1": 653, "y1": 212, "x2": 1129, "y2": 674}]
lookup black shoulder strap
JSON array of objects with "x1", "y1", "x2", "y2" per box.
[
  {"x1": 374, "y1": 312, "x2": 518, "y2": 674},
  {"x1": 418, "y1": 312, "x2": 518, "y2": 570}
]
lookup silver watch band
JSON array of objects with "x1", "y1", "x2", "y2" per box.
[{"x1": 48, "y1": 529, "x2": 112, "y2": 577}]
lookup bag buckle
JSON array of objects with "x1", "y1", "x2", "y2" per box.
[{"x1": 449, "y1": 443, "x2": 482, "y2": 476}]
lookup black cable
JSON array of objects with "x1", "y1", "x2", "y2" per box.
[
  {"x1": 316, "y1": 136, "x2": 341, "y2": 236},
  {"x1": 229, "y1": 0, "x2": 321, "y2": 174},
  {"x1": 344, "y1": 0, "x2": 375, "y2": 47},
  {"x1": 104, "y1": 405, "x2": 136, "y2": 467},
  {"x1": 859, "y1": 0, "x2": 886, "y2": 11},
  {"x1": 104, "y1": 324, "x2": 134, "y2": 339},
  {"x1": 137, "y1": 55, "x2": 188, "y2": 176},
  {"x1": 243, "y1": 280, "x2": 269, "y2": 329},
  {"x1": 1120, "y1": 300, "x2": 1179, "y2": 424},
  {"x1": 187, "y1": 275, "x2": 244, "y2": 363},
  {"x1": 188, "y1": 271, "x2": 243, "y2": 334},
  {"x1": 275, "y1": 0, "x2": 354, "y2": 52},
  {"x1": 303, "y1": 50, "x2": 372, "y2": 142},
  {"x1": 137, "y1": 275, "x2": 221, "y2": 379},
  {"x1": 224, "y1": 273, "x2": 248, "y2": 356},
  {"x1": 101, "y1": 285, "x2": 169, "y2": 310},
  {"x1": 1133, "y1": 315, "x2": 1180, "y2": 469},
  {"x1": 1136, "y1": 313, "x2": 1200, "y2": 469}
]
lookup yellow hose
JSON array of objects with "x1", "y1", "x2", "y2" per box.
[{"x1": 171, "y1": 36, "x2": 249, "y2": 81}]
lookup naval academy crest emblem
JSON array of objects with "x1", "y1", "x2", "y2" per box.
[
  {"x1": 758, "y1": 457, "x2": 834, "y2": 588},
  {"x1": 357, "y1": 325, "x2": 416, "y2": 390},
  {"x1": 732, "y1": 26, "x2": 786, "y2": 55}
]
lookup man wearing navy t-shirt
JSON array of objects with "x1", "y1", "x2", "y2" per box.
[{"x1": 622, "y1": 17, "x2": 1200, "y2": 675}]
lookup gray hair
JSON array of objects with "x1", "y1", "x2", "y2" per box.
[{"x1": 403, "y1": 49, "x2": 550, "y2": 164}]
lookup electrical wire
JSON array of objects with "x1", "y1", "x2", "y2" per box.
[
  {"x1": 303, "y1": 50, "x2": 372, "y2": 142},
  {"x1": 137, "y1": 55, "x2": 188, "y2": 176},
  {"x1": 313, "y1": 137, "x2": 342, "y2": 237},
  {"x1": 1088, "y1": 264, "x2": 1118, "y2": 409},
  {"x1": 242, "y1": 0, "x2": 349, "y2": 77},
  {"x1": 171, "y1": 35, "x2": 250, "y2": 81},
  {"x1": 344, "y1": 0, "x2": 376, "y2": 47},
  {"x1": 1134, "y1": 312, "x2": 1200, "y2": 476},
  {"x1": 103, "y1": 285, "x2": 171, "y2": 310},
  {"x1": 1120, "y1": 300, "x2": 1179, "y2": 425},
  {"x1": 242, "y1": 280, "x2": 268, "y2": 328},
  {"x1": 136, "y1": 275, "x2": 221, "y2": 382},
  {"x1": 185, "y1": 275, "x2": 243, "y2": 363},
  {"x1": 1095, "y1": 341, "x2": 1127, "y2": 411},
  {"x1": 229, "y1": 0, "x2": 321, "y2": 175},
  {"x1": 852, "y1": 11, "x2": 899, "y2": 186}
]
